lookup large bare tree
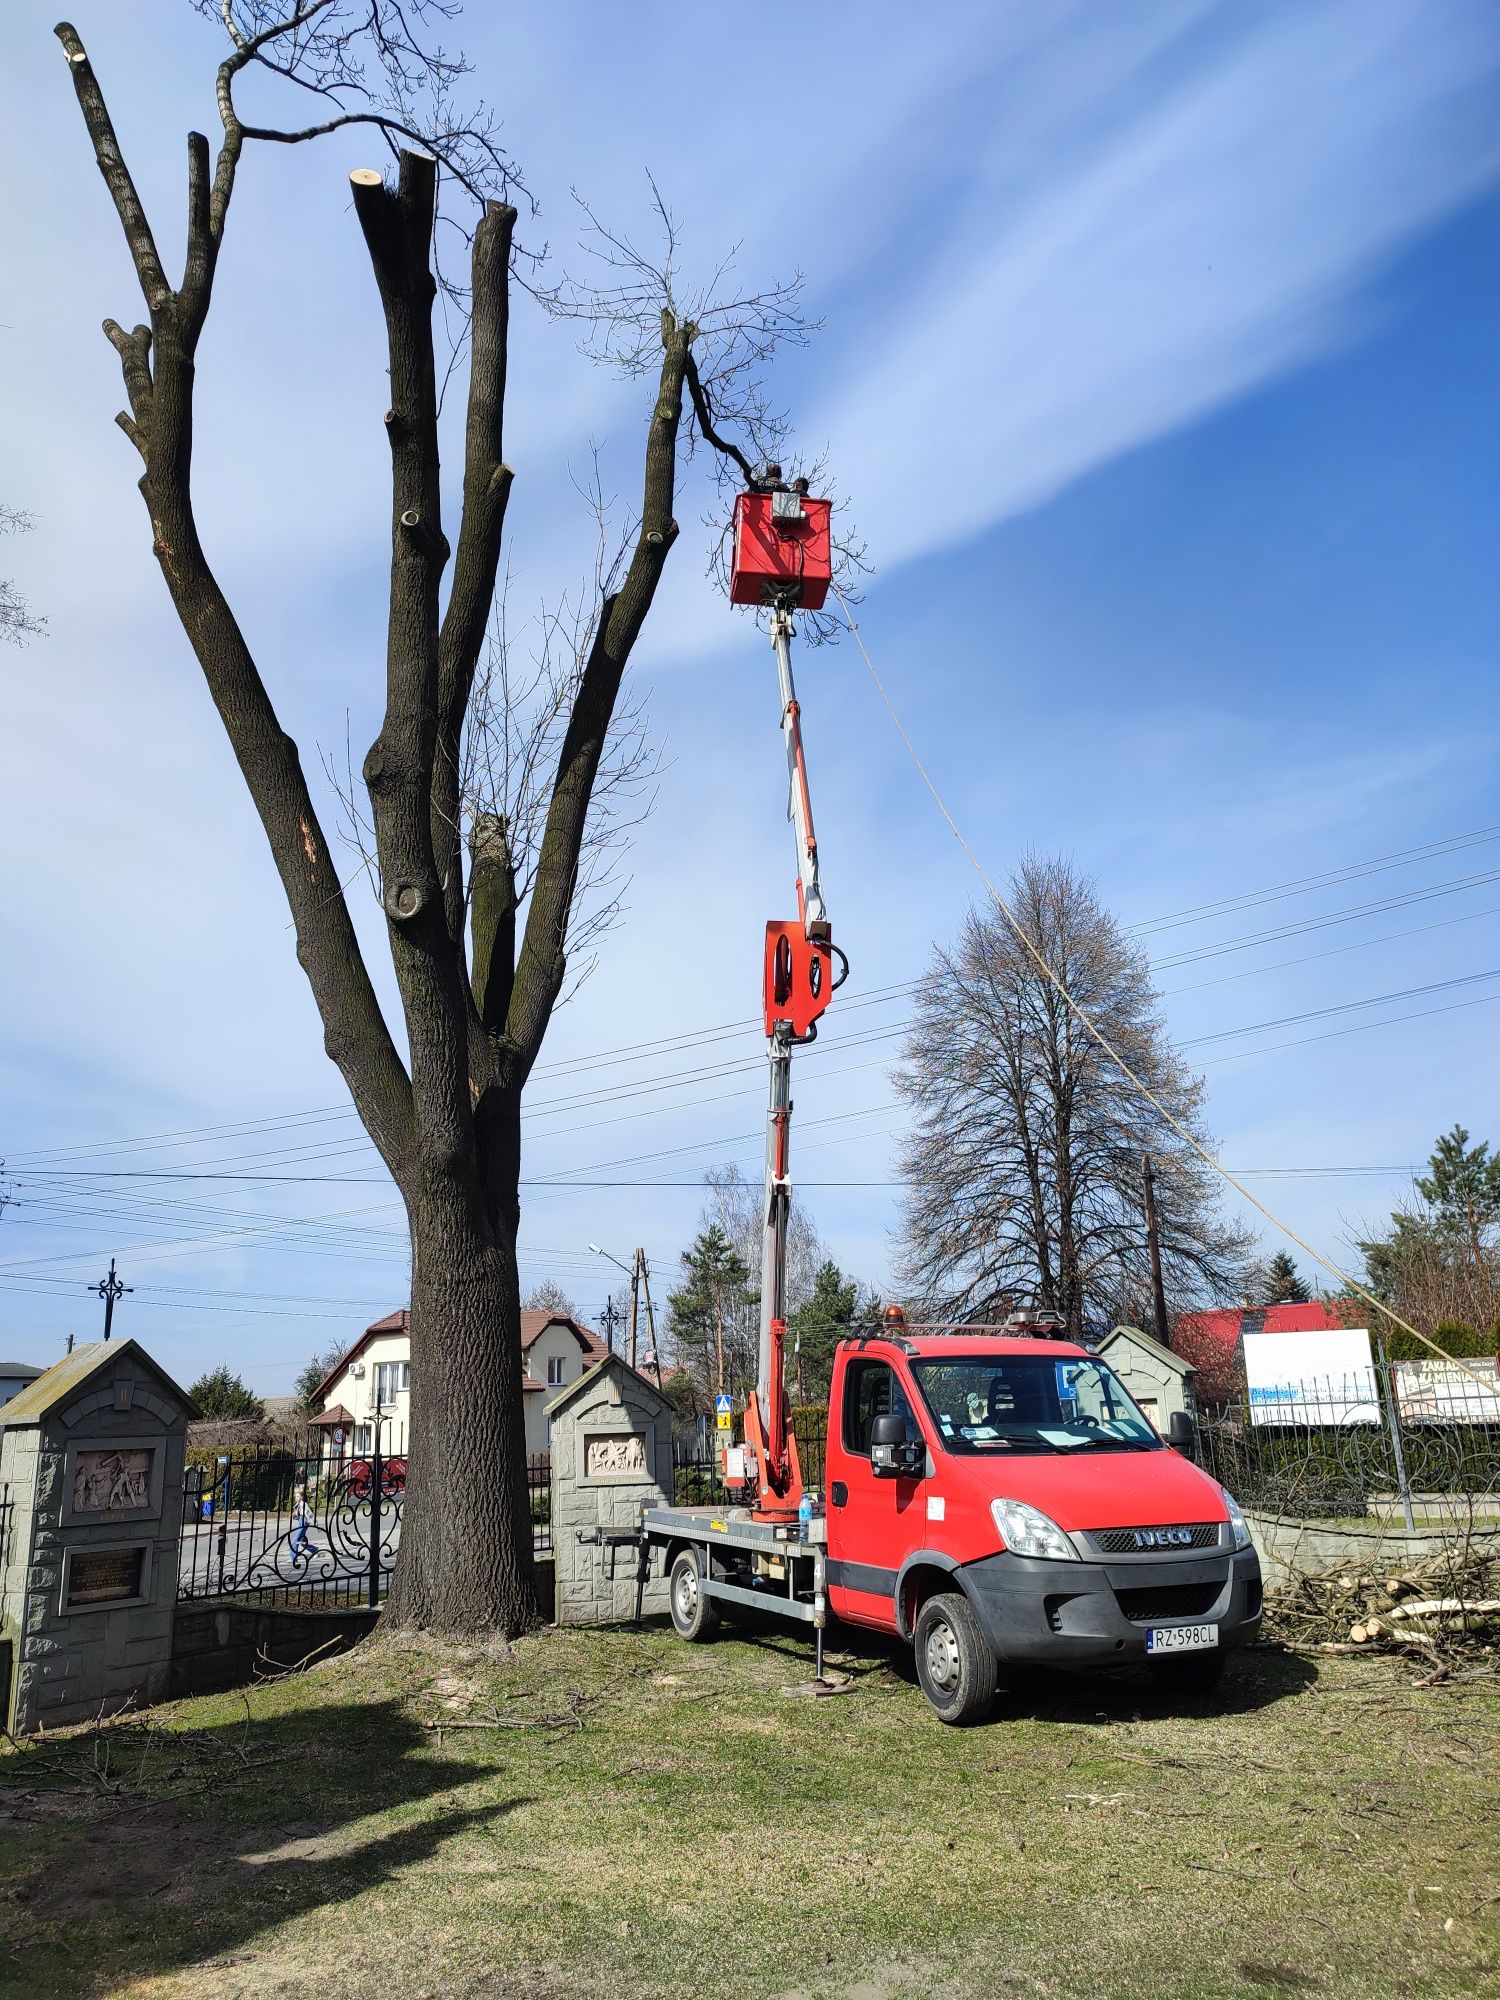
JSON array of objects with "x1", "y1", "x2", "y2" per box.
[
  {"x1": 895, "y1": 854, "x2": 1251, "y2": 1337},
  {"x1": 56, "y1": 2, "x2": 811, "y2": 1634}
]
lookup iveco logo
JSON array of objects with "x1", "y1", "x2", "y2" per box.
[{"x1": 1132, "y1": 1527, "x2": 1194, "y2": 1549}]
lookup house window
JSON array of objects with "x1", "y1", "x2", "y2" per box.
[
  {"x1": 547, "y1": 1356, "x2": 566, "y2": 1387},
  {"x1": 353, "y1": 1425, "x2": 373, "y2": 1454},
  {"x1": 374, "y1": 1360, "x2": 410, "y2": 1406}
]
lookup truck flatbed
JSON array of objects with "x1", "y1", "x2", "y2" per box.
[{"x1": 640, "y1": 1503, "x2": 829, "y2": 1655}]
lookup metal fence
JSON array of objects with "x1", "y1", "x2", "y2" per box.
[
  {"x1": 671, "y1": 1428, "x2": 827, "y2": 1506},
  {"x1": 1197, "y1": 1362, "x2": 1500, "y2": 1528},
  {"x1": 178, "y1": 1435, "x2": 555, "y2": 1607},
  {"x1": 670, "y1": 1381, "x2": 1500, "y2": 1534},
  {"x1": 179, "y1": 1426, "x2": 408, "y2": 1607},
  {"x1": 528, "y1": 1453, "x2": 551, "y2": 1552}
]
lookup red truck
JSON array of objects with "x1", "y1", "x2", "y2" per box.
[
  {"x1": 636, "y1": 494, "x2": 1261, "y2": 1721},
  {"x1": 643, "y1": 1324, "x2": 1261, "y2": 1725}
]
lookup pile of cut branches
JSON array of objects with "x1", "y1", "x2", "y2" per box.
[
  {"x1": 1266, "y1": 1534, "x2": 1500, "y2": 1675},
  {"x1": 2, "y1": 1693, "x2": 283, "y2": 1811}
]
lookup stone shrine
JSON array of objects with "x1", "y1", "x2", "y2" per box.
[
  {"x1": 546, "y1": 1353, "x2": 673, "y2": 1625},
  {"x1": 0, "y1": 1340, "x2": 195, "y2": 1732}
]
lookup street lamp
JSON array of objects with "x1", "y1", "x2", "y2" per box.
[
  {"x1": 589, "y1": 1242, "x2": 632, "y2": 1358},
  {"x1": 588, "y1": 1242, "x2": 633, "y2": 1279},
  {"x1": 587, "y1": 1242, "x2": 662, "y2": 1383}
]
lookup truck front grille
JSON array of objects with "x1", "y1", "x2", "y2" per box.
[
  {"x1": 1090, "y1": 1523, "x2": 1221, "y2": 1555},
  {"x1": 1114, "y1": 1582, "x2": 1223, "y2": 1624}
]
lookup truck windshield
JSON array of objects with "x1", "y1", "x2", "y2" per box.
[{"x1": 910, "y1": 1355, "x2": 1161, "y2": 1454}]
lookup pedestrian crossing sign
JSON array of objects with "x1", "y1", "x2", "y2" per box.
[{"x1": 715, "y1": 1393, "x2": 732, "y2": 1416}]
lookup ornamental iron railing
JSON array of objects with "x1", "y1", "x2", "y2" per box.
[
  {"x1": 178, "y1": 1434, "x2": 554, "y2": 1607},
  {"x1": 1196, "y1": 1360, "x2": 1500, "y2": 1528}
]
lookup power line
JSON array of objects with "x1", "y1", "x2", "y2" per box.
[
  {"x1": 12, "y1": 823, "x2": 1499, "y2": 1170},
  {"x1": 1181, "y1": 967, "x2": 1500, "y2": 1047},
  {"x1": 1201, "y1": 989, "x2": 1500, "y2": 1068},
  {"x1": 834, "y1": 579, "x2": 1489, "y2": 1381},
  {"x1": 1131, "y1": 823, "x2": 1500, "y2": 935},
  {"x1": 14, "y1": 961, "x2": 1495, "y2": 1189}
]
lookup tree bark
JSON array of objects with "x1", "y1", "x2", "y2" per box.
[{"x1": 384, "y1": 1114, "x2": 533, "y2": 1633}]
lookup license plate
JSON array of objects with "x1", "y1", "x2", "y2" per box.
[{"x1": 1146, "y1": 1623, "x2": 1218, "y2": 1654}]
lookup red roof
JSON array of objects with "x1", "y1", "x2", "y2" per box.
[
  {"x1": 1174, "y1": 1301, "x2": 1346, "y2": 1402},
  {"x1": 312, "y1": 1308, "x2": 603, "y2": 1406},
  {"x1": 520, "y1": 1311, "x2": 607, "y2": 1363}
]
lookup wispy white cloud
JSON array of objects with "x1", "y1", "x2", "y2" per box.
[{"x1": 816, "y1": 0, "x2": 1500, "y2": 569}]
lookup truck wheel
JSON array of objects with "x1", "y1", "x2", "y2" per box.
[
  {"x1": 1147, "y1": 1648, "x2": 1225, "y2": 1695},
  {"x1": 669, "y1": 1548, "x2": 719, "y2": 1643},
  {"x1": 913, "y1": 1592, "x2": 995, "y2": 1726}
]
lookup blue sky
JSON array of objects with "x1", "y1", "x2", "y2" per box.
[{"x1": 2, "y1": 0, "x2": 1499, "y2": 1392}]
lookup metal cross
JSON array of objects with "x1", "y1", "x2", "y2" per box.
[
  {"x1": 599, "y1": 1297, "x2": 622, "y2": 1355},
  {"x1": 90, "y1": 1257, "x2": 133, "y2": 1341}
]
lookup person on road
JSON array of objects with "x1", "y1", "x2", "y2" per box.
[{"x1": 290, "y1": 1483, "x2": 313, "y2": 1567}]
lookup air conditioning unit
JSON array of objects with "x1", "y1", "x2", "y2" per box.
[{"x1": 351, "y1": 1361, "x2": 366, "y2": 1378}]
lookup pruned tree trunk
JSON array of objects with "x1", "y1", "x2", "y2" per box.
[
  {"x1": 54, "y1": 9, "x2": 788, "y2": 1637},
  {"x1": 389, "y1": 1167, "x2": 533, "y2": 1633}
]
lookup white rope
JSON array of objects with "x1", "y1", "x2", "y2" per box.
[{"x1": 832, "y1": 580, "x2": 1494, "y2": 1388}]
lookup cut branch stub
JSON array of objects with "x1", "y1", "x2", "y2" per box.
[{"x1": 385, "y1": 879, "x2": 429, "y2": 923}]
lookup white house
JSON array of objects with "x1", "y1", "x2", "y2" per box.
[{"x1": 311, "y1": 1307, "x2": 605, "y2": 1454}]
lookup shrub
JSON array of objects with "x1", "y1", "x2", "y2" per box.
[{"x1": 1383, "y1": 1317, "x2": 1495, "y2": 1363}]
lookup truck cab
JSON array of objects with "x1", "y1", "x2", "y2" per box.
[{"x1": 824, "y1": 1329, "x2": 1262, "y2": 1723}]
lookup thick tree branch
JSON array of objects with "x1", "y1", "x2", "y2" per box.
[
  {"x1": 354, "y1": 152, "x2": 478, "y2": 1174},
  {"x1": 469, "y1": 812, "x2": 517, "y2": 1034},
  {"x1": 55, "y1": 24, "x2": 172, "y2": 311},
  {"x1": 684, "y1": 350, "x2": 755, "y2": 484},
  {"x1": 435, "y1": 198, "x2": 517, "y2": 948},
  {"x1": 58, "y1": 20, "x2": 415, "y2": 1187},
  {"x1": 353, "y1": 154, "x2": 447, "y2": 920},
  {"x1": 505, "y1": 313, "x2": 692, "y2": 1072}
]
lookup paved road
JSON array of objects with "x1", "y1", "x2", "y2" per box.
[{"x1": 177, "y1": 1506, "x2": 401, "y2": 1598}]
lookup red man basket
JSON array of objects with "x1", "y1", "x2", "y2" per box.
[{"x1": 730, "y1": 490, "x2": 833, "y2": 610}]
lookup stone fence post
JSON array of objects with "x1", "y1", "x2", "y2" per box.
[
  {"x1": 0, "y1": 1340, "x2": 194, "y2": 1732},
  {"x1": 545, "y1": 1355, "x2": 673, "y2": 1625}
]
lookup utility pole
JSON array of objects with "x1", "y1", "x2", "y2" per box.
[
  {"x1": 628, "y1": 1249, "x2": 642, "y2": 1372},
  {"x1": 90, "y1": 1257, "x2": 132, "y2": 1342},
  {"x1": 1141, "y1": 1155, "x2": 1170, "y2": 1350},
  {"x1": 599, "y1": 1297, "x2": 622, "y2": 1355},
  {"x1": 712, "y1": 1276, "x2": 726, "y2": 1399},
  {"x1": 639, "y1": 1256, "x2": 664, "y2": 1389}
]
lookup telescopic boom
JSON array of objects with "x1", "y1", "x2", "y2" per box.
[{"x1": 727, "y1": 482, "x2": 840, "y2": 1521}]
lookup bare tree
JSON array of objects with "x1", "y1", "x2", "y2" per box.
[
  {"x1": 895, "y1": 855, "x2": 1251, "y2": 1337},
  {"x1": 56, "y1": 2, "x2": 817, "y2": 1635},
  {"x1": 663, "y1": 1163, "x2": 828, "y2": 1403},
  {"x1": 1, "y1": 506, "x2": 45, "y2": 645},
  {"x1": 520, "y1": 1280, "x2": 578, "y2": 1318}
]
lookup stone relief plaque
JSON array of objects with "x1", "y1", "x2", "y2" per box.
[
  {"x1": 584, "y1": 1432, "x2": 646, "y2": 1479},
  {"x1": 65, "y1": 1546, "x2": 146, "y2": 1607},
  {"x1": 72, "y1": 1447, "x2": 154, "y2": 1516}
]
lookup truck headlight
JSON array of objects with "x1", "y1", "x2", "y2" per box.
[
  {"x1": 1222, "y1": 1487, "x2": 1252, "y2": 1552},
  {"x1": 991, "y1": 1497, "x2": 1078, "y2": 1562}
]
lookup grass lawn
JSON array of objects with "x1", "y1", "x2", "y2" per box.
[{"x1": 0, "y1": 1623, "x2": 1496, "y2": 2000}]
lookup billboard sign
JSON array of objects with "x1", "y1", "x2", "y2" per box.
[
  {"x1": 1243, "y1": 1328, "x2": 1379, "y2": 1426},
  {"x1": 1394, "y1": 1356, "x2": 1500, "y2": 1426}
]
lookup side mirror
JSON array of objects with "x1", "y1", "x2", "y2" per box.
[
  {"x1": 1168, "y1": 1409, "x2": 1197, "y2": 1453},
  {"x1": 870, "y1": 1413, "x2": 923, "y2": 1478}
]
